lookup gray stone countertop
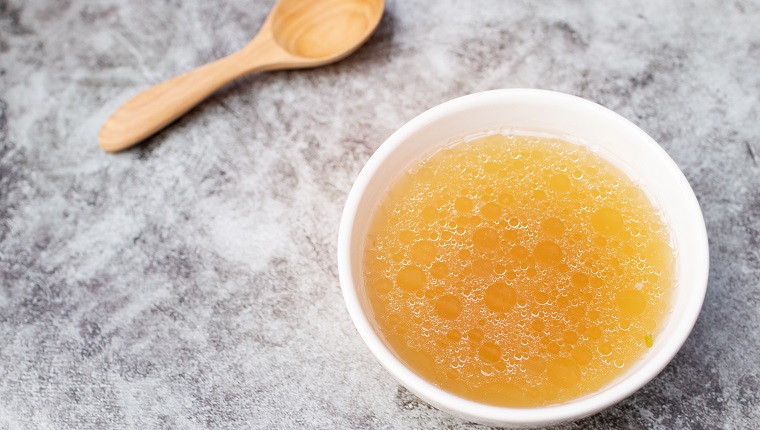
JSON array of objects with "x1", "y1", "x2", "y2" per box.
[{"x1": 1, "y1": 0, "x2": 759, "y2": 428}]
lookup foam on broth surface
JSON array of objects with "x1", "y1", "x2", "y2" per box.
[{"x1": 362, "y1": 134, "x2": 674, "y2": 407}]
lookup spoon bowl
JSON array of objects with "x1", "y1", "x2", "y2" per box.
[
  {"x1": 272, "y1": 0, "x2": 384, "y2": 61},
  {"x1": 99, "y1": 0, "x2": 384, "y2": 153}
]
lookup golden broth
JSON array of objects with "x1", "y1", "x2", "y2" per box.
[{"x1": 362, "y1": 134, "x2": 674, "y2": 407}]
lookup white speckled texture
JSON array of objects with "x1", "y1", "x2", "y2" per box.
[{"x1": 0, "y1": 0, "x2": 758, "y2": 429}]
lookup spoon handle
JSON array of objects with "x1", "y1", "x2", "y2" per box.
[{"x1": 99, "y1": 51, "x2": 261, "y2": 152}]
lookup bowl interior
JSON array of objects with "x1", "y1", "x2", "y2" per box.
[{"x1": 339, "y1": 89, "x2": 708, "y2": 426}]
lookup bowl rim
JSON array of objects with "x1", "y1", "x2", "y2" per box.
[{"x1": 337, "y1": 88, "x2": 709, "y2": 425}]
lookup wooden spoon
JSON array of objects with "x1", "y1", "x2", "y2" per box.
[{"x1": 99, "y1": 0, "x2": 385, "y2": 152}]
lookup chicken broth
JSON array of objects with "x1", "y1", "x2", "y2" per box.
[{"x1": 362, "y1": 134, "x2": 674, "y2": 407}]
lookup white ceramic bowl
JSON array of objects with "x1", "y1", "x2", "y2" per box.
[{"x1": 337, "y1": 89, "x2": 708, "y2": 427}]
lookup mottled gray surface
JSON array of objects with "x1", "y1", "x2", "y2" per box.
[{"x1": 1, "y1": 0, "x2": 759, "y2": 428}]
